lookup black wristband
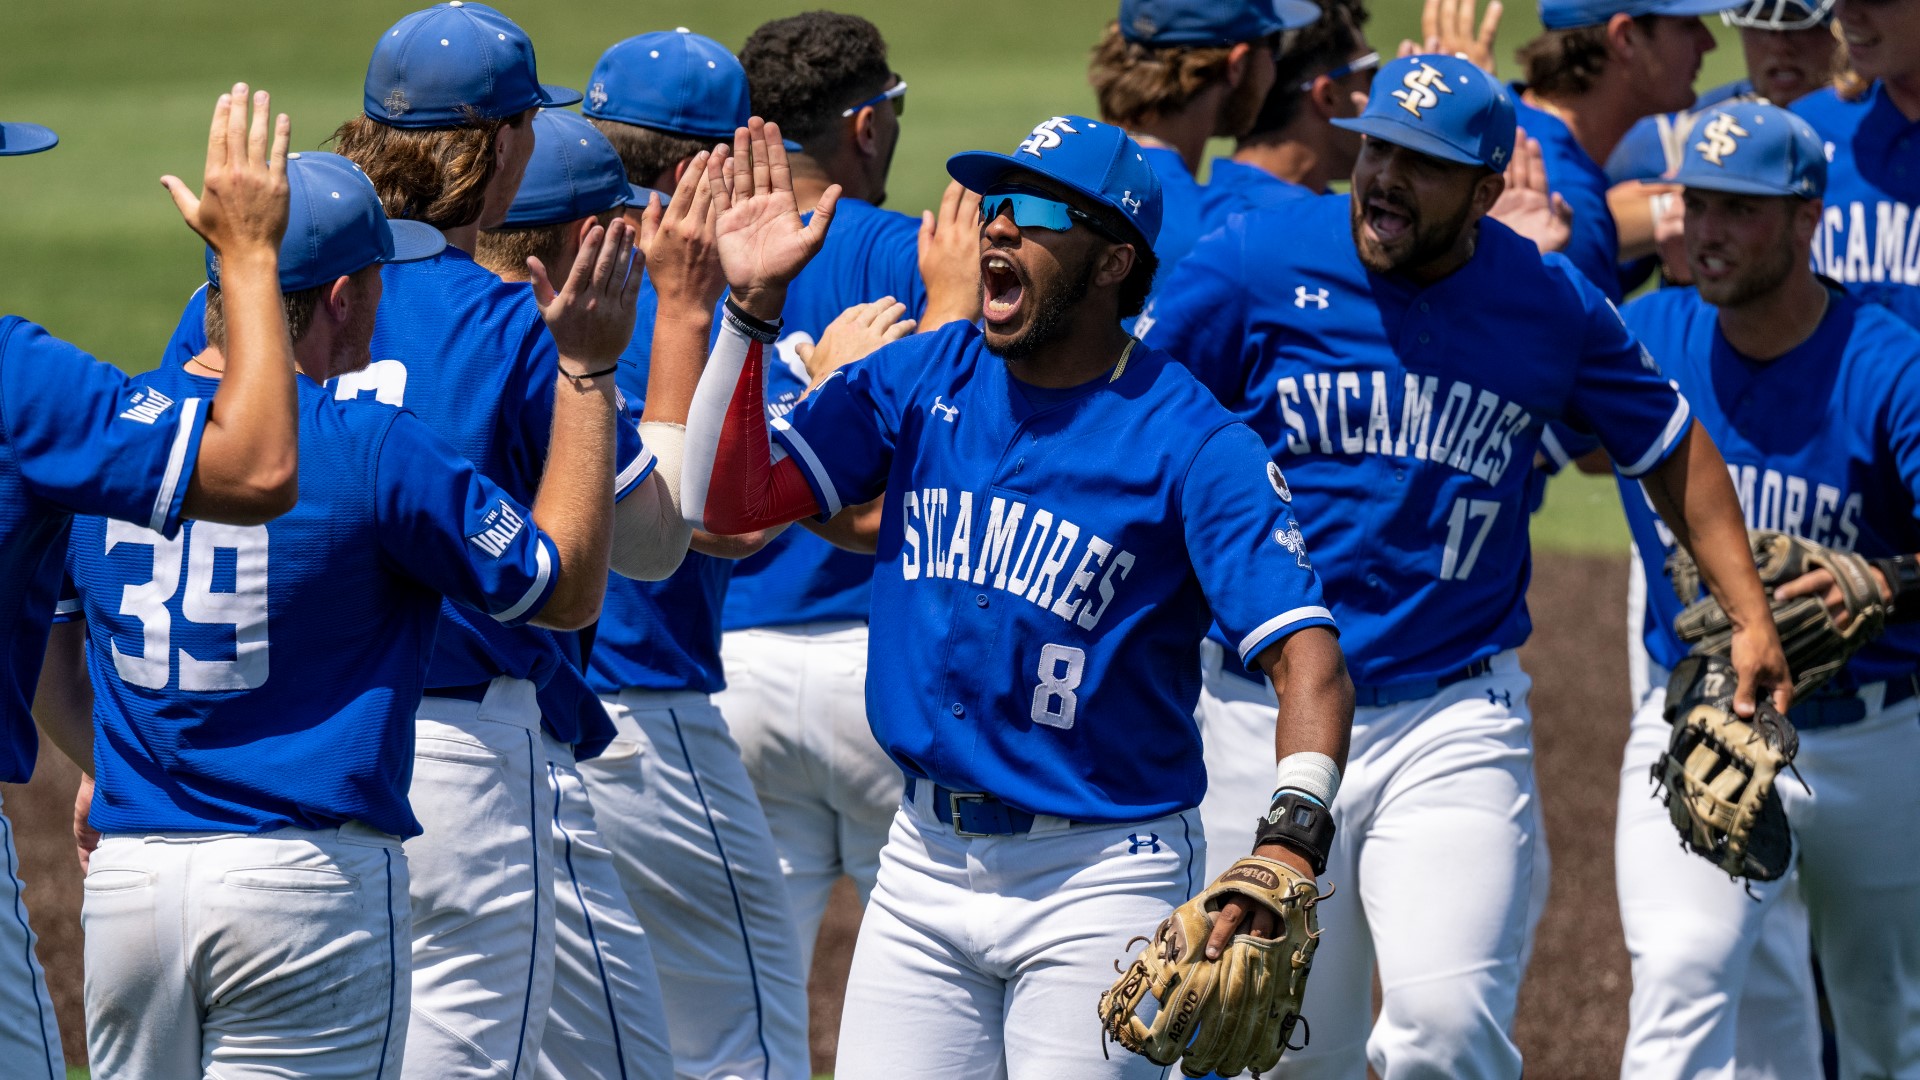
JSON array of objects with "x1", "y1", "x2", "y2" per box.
[
  {"x1": 1252, "y1": 791, "x2": 1335, "y2": 876},
  {"x1": 724, "y1": 296, "x2": 782, "y2": 343},
  {"x1": 561, "y1": 362, "x2": 620, "y2": 382},
  {"x1": 1875, "y1": 554, "x2": 1920, "y2": 623}
]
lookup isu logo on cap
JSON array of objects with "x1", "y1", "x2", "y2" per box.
[
  {"x1": 1017, "y1": 116, "x2": 1079, "y2": 157},
  {"x1": 1695, "y1": 113, "x2": 1750, "y2": 167},
  {"x1": 1390, "y1": 62, "x2": 1453, "y2": 119}
]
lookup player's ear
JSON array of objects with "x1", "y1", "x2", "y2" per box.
[
  {"x1": 1605, "y1": 12, "x2": 1642, "y2": 66},
  {"x1": 1791, "y1": 196, "x2": 1823, "y2": 248},
  {"x1": 1471, "y1": 169, "x2": 1507, "y2": 219},
  {"x1": 1094, "y1": 241, "x2": 1137, "y2": 291},
  {"x1": 852, "y1": 105, "x2": 879, "y2": 158},
  {"x1": 1225, "y1": 41, "x2": 1254, "y2": 88},
  {"x1": 325, "y1": 275, "x2": 356, "y2": 326}
]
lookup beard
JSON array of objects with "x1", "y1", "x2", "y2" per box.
[
  {"x1": 984, "y1": 254, "x2": 1097, "y2": 363},
  {"x1": 1694, "y1": 240, "x2": 1800, "y2": 308},
  {"x1": 1350, "y1": 187, "x2": 1477, "y2": 275}
]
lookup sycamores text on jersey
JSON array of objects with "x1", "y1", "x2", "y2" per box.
[
  {"x1": 898, "y1": 489, "x2": 1136, "y2": 631},
  {"x1": 1272, "y1": 370, "x2": 1533, "y2": 484}
]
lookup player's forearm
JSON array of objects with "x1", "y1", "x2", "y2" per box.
[
  {"x1": 690, "y1": 526, "x2": 785, "y2": 559},
  {"x1": 529, "y1": 372, "x2": 618, "y2": 629},
  {"x1": 798, "y1": 495, "x2": 882, "y2": 555},
  {"x1": 1645, "y1": 424, "x2": 1771, "y2": 631},
  {"x1": 682, "y1": 307, "x2": 822, "y2": 535},
  {"x1": 1261, "y1": 627, "x2": 1354, "y2": 773},
  {"x1": 639, "y1": 308, "x2": 712, "y2": 426},
  {"x1": 32, "y1": 621, "x2": 95, "y2": 775},
  {"x1": 188, "y1": 253, "x2": 299, "y2": 524}
]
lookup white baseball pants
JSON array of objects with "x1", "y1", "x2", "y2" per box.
[
  {"x1": 1616, "y1": 668, "x2": 1920, "y2": 1080},
  {"x1": 82, "y1": 824, "x2": 409, "y2": 1079},
  {"x1": 715, "y1": 621, "x2": 902, "y2": 970},
  {"x1": 0, "y1": 792, "x2": 64, "y2": 1080},
  {"x1": 539, "y1": 733, "x2": 675, "y2": 1080},
  {"x1": 583, "y1": 688, "x2": 810, "y2": 1080},
  {"x1": 834, "y1": 785, "x2": 1205, "y2": 1080},
  {"x1": 405, "y1": 677, "x2": 556, "y2": 1080},
  {"x1": 1201, "y1": 649, "x2": 1549, "y2": 1080}
]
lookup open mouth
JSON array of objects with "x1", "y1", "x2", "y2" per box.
[
  {"x1": 1365, "y1": 197, "x2": 1413, "y2": 245},
  {"x1": 1841, "y1": 26, "x2": 1879, "y2": 52},
  {"x1": 1695, "y1": 253, "x2": 1733, "y2": 280},
  {"x1": 1762, "y1": 64, "x2": 1807, "y2": 95},
  {"x1": 983, "y1": 253, "x2": 1026, "y2": 324}
]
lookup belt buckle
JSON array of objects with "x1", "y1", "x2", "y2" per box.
[{"x1": 947, "y1": 791, "x2": 994, "y2": 837}]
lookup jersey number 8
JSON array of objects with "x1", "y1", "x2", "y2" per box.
[
  {"x1": 105, "y1": 519, "x2": 270, "y2": 692},
  {"x1": 1031, "y1": 643, "x2": 1086, "y2": 729}
]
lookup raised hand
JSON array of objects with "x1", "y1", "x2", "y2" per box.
[
  {"x1": 646, "y1": 148, "x2": 729, "y2": 317},
  {"x1": 1489, "y1": 129, "x2": 1573, "y2": 255},
  {"x1": 918, "y1": 180, "x2": 984, "y2": 329},
  {"x1": 162, "y1": 84, "x2": 291, "y2": 262},
  {"x1": 530, "y1": 216, "x2": 643, "y2": 370},
  {"x1": 798, "y1": 297, "x2": 916, "y2": 388},
  {"x1": 714, "y1": 118, "x2": 838, "y2": 322},
  {"x1": 1412, "y1": 0, "x2": 1503, "y2": 73}
]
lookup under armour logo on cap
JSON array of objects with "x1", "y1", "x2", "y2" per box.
[
  {"x1": 1390, "y1": 62, "x2": 1453, "y2": 119},
  {"x1": 1017, "y1": 117, "x2": 1080, "y2": 157},
  {"x1": 1695, "y1": 113, "x2": 1750, "y2": 167}
]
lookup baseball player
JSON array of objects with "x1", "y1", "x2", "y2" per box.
[
  {"x1": 673, "y1": 114, "x2": 1352, "y2": 1080},
  {"x1": 158, "y1": 7, "x2": 690, "y2": 1077},
  {"x1": 0, "y1": 90, "x2": 302, "y2": 1080},
  {"x1": 1090, "y1": 0, "x2": 1321, "y2": 283},
  {"x1": 57, "y1": 145, "x2": 640, "y2": 1078},
  {"x1": 1790, "y1": 0, "x2": 1920, "y2": 329},
  {"x1": 1144, "y1": 57, "x2": 1790, "y2": 1078},
  {"x1": 718, "y1": 9, "x2": 983, "y2": 979},
  {"x1": 1610, "y1": 100, "x2": 1920, "y2": 1080},
  {"x1": 474, "y1": 106, "x2": 678, "y2": 1080}
]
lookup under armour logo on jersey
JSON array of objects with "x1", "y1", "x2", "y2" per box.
[
  {"x1": 1694, "y1": 114, "x2": 1750, "y2": 167},
  {"x1": 1295, "y1": 286, "x2": 1329, "y2": 309},
  {"x1": 1274, "y1": 519, "x2": 1310, "y2": 569},
  {"x1": 1390, "y1": 63, "x2": 1453, "y2": 119},
  {"x1": 118, "y1": 387, "x2": 176, "y2": 425},
  {"x1": 1017, "y1": 117, "x2": 1079, "y2": 158},
  {"x1": 588, "y1": 82, "x2": 609, "y2": 110},
  {"x1": 468, "y1": 499, "x2": 526, "y2": 558},
  {"x1": 1127, "y1": 832, "x2": 1161, "y2": 854},
  {"x1": 1487, "y1": 688, "x2": 1511, "y2": 707},
  {"x1": 930, "y1": 395, "x2": 959, "y2": 423}
]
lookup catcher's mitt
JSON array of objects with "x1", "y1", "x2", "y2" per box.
[
  {"x1": 1097, "y1": 856, "x2": 1322, "y2": 1078},
  {"x1": 1666, "y1": 529, "x2": 1889, "y2": 704},
  {"x1": 1650, "y1": 654, "x2": 1799, "y2": 881}
]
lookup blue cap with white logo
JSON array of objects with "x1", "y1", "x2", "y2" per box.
[
  {"x1": 584, "y1": 28, "x2": 750, "y2": 141},
  {"x1": 0, "y1": 121, "x2": 57, "y2": 157},
  {"x1": 504, "y1": 110, "x2": 653, "y2": 227},
  {"x1": 364, "y1": 2, "x2": 581, "y2": 129},
  {"x1": 1119, "y1": 0, "x2": 1322, "y2": 45},
  {"x1": 1331, "y1": 55, "x2": 1516, "y2": 171},
  {"x1": 208, "y1": 152, "x2": 446, "y2": 292},
  {"x1": 947, "y1": 115, "x2": 1162, "y2": 248},
  {"x1": 1539, "y1": 0, "x2": 1742, "y2": 30},
  {"x1": 1675, "y1": 100, "x2": 1826, "y2": 198}
]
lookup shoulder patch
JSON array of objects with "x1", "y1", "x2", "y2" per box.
[
  {"x1": 1267, "y1": 462, "x2": 1292, "y2": 502},
  {"x1": 118, "y1": 386, "x2": 175, "y2": 425},
  {"x1": 468, "y1": 499, "x2": 526, "y2": 558}
]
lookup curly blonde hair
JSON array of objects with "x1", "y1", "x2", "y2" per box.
[
  {"x1": 331, "y1": 111, "x2": 508, "y2": 231},
  {"x1": 1088, "y1": 20, "x2": 1238, "y2": 126}
]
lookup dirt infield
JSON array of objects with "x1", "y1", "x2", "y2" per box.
[{"x1": 4, "y1": 552, "x2": 1636, "y2": 1075}]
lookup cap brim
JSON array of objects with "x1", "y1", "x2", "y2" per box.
[
  {"x1": 0, "y1": 121, "x2": 59, "y2": 157},
  {"x1": 1272, "y1": 0, "x2": 1324, "y2": 29},
  {"x1": 946, "y1": 150, "x2": 1113, "y2": 206},
  {"x1": 626, "y1": 184, "x2": 671, "y2": 209},
  {"x1": 538, "y1": 83, "x2": 584, "y2": 109},
  {"x1": 1331, "y1": 115, "x2": 1485, "y2": 168},
  {"x1": 1649, "y1": 0, "x2": 1747, "y2": 15},
  {"x1": 385, "y1": 219, "x2": 448, "y2": 265}
]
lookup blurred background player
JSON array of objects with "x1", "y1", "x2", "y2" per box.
[
  {"x1": 1791, "y1": 0, "x2": 1920, "y2": 328},
  {"x1": 60, "y1": 147, "x2": 634, "y2": 1079},
  {"x1": 1089, "y1": 0, "x2": 1321, "y2": 293},
  {"x1": 5, "y1": 88, "x2": 302, "y2": 1080},
  {"x1": 724, "y1": 8, "x2": 982, "y2": 979},
  {"x1": 1144, "y1": 57, "x2": 1789, "y2": 1078},
  {"x1": 475, "y1": 106, "x2": 677, "y2": 1080},
  {"x1": 1609, "y1": 100, "x2": 1920, "y2": 1080},
  {"x1": 677, "y1": 114, "x2": 1353, "y2": 1080}
]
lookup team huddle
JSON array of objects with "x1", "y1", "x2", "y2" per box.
[{"x1": 2, "y1": 0, "x2": 1917, "y2": 1077}]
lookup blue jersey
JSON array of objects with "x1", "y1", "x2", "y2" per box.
[
  {"x1": 66, "y1": 368, "x2": 560, "y2": 837},
  {"x1": 1144, "y1": 195, "x2": 1689, "y2": 686},
  {"x1": 1198, "y1": 158, "x2": 1314, "y2": 234},
  {"x1": 1513, "y1": 92, "x2": 1623, "y2": 302},
  {"x1": 164, "y1": 252, "x2": 653, "y2": 746},
  {"x1": 722, "y1": 197, "x2": 921, "y2": 632},
  {"x1": 1617, "y1": 285, "x2": 1920, "y2": 682},
  {"x1": 589, "y1": 292, "x2": 733, "y2": 694},
  {"x1": 1793, "y1": 84, "x2": 1920, "y2": 329},
  {"x1": 766, "y1": 319, "x2": 1335, "y2": 823},
  {"x1": 0, "y1": 317, "x2": 207, "y2": 783},
  {"x1": 1607, "y1": 80, "x2": 1754, "y2": 184},
  {"x1": 1141, "y1": 146, "x2": 1209, "y2": 273}
]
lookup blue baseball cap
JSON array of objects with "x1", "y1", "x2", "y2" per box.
[
  {"x1": 504, "y1": 110, "x2": 653, "y2": 227},
  {"x1": 364, "y1": 2, "x2": 581, "y2": 129},
  {"x1": 0, "y1": 121, "x2": 57, "y2": 157},
  {"x1": 1539, "y1": 0, "x2": 1742, "y2": 30},
  {"x1": 1119, "y1": 0, "x2": 1322, "y2": 45},
  {"x1": 1675, "y1": 101, "x2": 1826, "y2": 198},
  {"x1": 585, "y1": 29, "x2": 749, "y2": 141},
  {"x1": 947, "y1": 115, "x2": 1162, "y2": 249},
  {"x1": 1331, "y1": 55, "x2": 1516, "y2": 170},
  {"x1": 207, "y1": 152, "x2": 446, "y2": 292}
]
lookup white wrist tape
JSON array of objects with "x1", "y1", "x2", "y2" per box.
[{"x1": 1274, "y1": 752, "x2": 1340, "y2": 807}]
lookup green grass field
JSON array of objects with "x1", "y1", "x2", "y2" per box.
[{"x1": 0, "y1": 0, "x2": 1744, "y2": 561}]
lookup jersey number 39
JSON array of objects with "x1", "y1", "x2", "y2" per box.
[{"x1": 105, "y1": 520, "x2": 270, "y2": 691}]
